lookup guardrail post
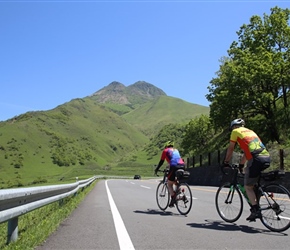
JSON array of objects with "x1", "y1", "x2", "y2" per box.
[
  {"x1": 59, "y1": 199, "x2": 64, "y2": 206},
  {"x1": 7, "y1": 217, "x2": 18, "y2": 244}
]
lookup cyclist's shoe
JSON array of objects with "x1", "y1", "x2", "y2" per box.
[{"x1": 246, "y1": 207, "x2": 261, "y2": 222}]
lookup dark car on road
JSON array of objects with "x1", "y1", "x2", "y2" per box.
[{"x1": 134, "y1": 175, "x2": 141, "y2": 180}]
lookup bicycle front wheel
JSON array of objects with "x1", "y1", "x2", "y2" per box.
[
  {"x1": 259, "y1": 183, "x2": 290, "y2": 232},
  {"x1": 215, "y1": 182, "x2": 243, "y2": 223},
  {"x1": 175, "y1": 183, "x2": 193, "y2": 215},
  {"x1": 156, "y1": 182, "x2": 170, "y2": 211}
]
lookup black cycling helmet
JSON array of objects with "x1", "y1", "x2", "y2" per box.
[
  {"x1": 230, "y1": 118, "x2": 245, "y2": 130},
  {"x1": 164, "y1": 140, "x2": 174, "y2": 148}
]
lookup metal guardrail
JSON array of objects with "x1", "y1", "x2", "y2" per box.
[{"x1": 0, "y1": 176, "x2": 98, "y2": 245}]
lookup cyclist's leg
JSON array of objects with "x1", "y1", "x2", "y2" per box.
[
  {"x1": 244, "y1": 159, "x2": 260, "y2": 221},
  {"x1": 167, "y1": 166, "x2": 177, "y2": 207},
  {"x1": 245, "y1": 156, "x2": 270, "y2": 221},
  {"x1": 244, "y1": 159, "x2": 258, "y2": 205}
]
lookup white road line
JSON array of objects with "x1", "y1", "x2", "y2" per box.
[
  {"x1": 105, "y1": 180, "x2": 135, "y2": 250},
  {"x1": 140, "y1": 185, "x2": 151, "y2": 189}
]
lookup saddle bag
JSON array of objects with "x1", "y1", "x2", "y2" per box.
[{"x1": 176, "y1": 169, "x2": 190, "y2": 179}]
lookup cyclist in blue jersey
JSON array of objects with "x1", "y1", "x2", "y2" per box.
[{"x1": 154, "y1": 141, "x2": 185, "y2": 207}]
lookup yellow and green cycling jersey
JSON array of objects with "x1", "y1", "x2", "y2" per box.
[{"x1": 230, "y1": 127, "x2": 269, "y2": 160}]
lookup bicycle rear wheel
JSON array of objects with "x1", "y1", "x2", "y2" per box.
[
  {"x1": 175, "y1": 183, "x2": 193, "y2": 215},
  {"x1": 156, "y1": 182, "x2": 170, "y2": 211},
  {"x1": 259, "y1": 183, "x2": 290, "y2": 232},
  {"x1": 215, "y1": 182, "x2": 243, "y2": 223}
]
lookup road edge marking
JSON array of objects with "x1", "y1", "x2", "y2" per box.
[{"x1": 105, "y1": 180, "x2": 135, "y2": 250}]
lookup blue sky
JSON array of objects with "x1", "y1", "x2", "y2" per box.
[{"x1": 1, "y1": 0, "x2": 289, "y2": 121}]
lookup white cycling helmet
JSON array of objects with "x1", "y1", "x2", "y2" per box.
[{"x1": 230, "y1": 118, "x2": 245, "y2": 130}]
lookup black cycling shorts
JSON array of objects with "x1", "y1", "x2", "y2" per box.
[
  {"x1": 167, "y1": 164, "x2": 185, "y2": 181},
  {"x1": 248, "y1": 155, "x2": 271, "y2": 178}
]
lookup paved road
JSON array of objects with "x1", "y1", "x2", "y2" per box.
[{"x1": 36, "y1": 178, "x2": 290, "y2": 250}]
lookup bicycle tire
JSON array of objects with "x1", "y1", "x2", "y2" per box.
[
  {"x1": 156, "y1": 182, "x2": 170, "y2": 211},
  {"x1": 215, "y1": 182, "x2": 243, "y2": 223},
  {"x1": 259, "y1": 183, "x2": 290, "y2": 232},
  {"x1": 175, "y1": 183, "x2": 193, "y2": 215}
]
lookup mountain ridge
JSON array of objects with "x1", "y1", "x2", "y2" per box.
[{"x1": 90, "y1": 81, "x2": 167, "y2": 106}]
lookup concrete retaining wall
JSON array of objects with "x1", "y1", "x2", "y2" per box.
[{"x1": 186, "y1": 165, "x2": 290, "y2": 191}]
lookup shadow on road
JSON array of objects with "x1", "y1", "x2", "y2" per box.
[
  {"x1": 134, "y1": 208, "x2": 182, "y2": 216},
  {"x1": 187, "y1": 219, "x2": 287, "y2": 236}
]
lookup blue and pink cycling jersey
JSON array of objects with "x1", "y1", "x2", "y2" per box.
[{"x1": 160, "y1": 147, "x2": 184, "y2": 166}]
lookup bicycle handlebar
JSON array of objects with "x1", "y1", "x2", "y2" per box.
[
  {"x1": 155, "y1": 169, "x2": 168, "y2": 177},
  {"x1": 220, "y1": 163, "x2": 239, "y2": 175}
]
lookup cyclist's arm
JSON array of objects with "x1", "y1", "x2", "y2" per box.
[
  {"x1": 238, "y1": 154, "x2": 247, "y2": 173},
  {"x1": 224, "y1": 141, "x2": 236, "y2": 163},
  {"x1": 155, "y1": 149, "x2": 168, "y2": 171},
  {"x1": 155, "y1": 159, "x2": 165, "y2": 171}
]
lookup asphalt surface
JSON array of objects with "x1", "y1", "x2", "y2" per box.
[{"x1": 36, "y1": 179, "x2": 290, "y2": 250}]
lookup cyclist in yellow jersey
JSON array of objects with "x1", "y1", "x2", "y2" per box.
[{"x1": 224, "y1": 118, "x2": 271, "y2": 221}]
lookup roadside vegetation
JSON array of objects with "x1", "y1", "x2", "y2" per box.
[{"x1": 0, "y1": 180, "x2": 98, "y2": 250}]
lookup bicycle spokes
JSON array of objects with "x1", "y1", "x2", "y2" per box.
[
  {"x1": 156, "y1": 182, "x2": 170, "y2": 211},
  {"x1": 215, "y1": 183, "x2": 243, "y2": 223},
  {"x1": 259, "y1": 184, "x2": 290, "y2": 232},
  {"x1": 175, "y1": 183, "x2": 193, "y2": 215},
  {"x1": 159, "y1": 186, "x2": 167, "y2": 197}
]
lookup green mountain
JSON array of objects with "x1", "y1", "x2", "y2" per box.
[
  {"x1": 0, "y1": 81, "x2": 209, "y2": 187},
  {"x1": 122, "y1": 95, "x2": 210, "y2": 136}
]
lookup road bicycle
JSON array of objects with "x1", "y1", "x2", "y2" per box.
[
  {"x1": 155, "y1": 168, "x2": 193, "y2": 215},
  {"x1": 215, "y1": 163, "x2": 290, "y2": 232}
]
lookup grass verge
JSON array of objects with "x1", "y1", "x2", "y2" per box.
[{"x1": 0, "y1": 180, "x2": 98, "y2": 250}]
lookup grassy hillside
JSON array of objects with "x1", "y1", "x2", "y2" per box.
[
  {"x1": 122, "y1": 96, "x2": 209, "y2": 135},
  {"x1": 0, "y1": 98, "x2": 148, "y2": 187}
]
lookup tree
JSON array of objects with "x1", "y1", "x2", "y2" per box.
[
  {"x1": 181, "y1": 115, "x2": 215, "y2": 156},
  {"x1": 206, "y1": 6, "x2": 290, "y2": 143},
  {"x1": 145, "y1": 123, "x2": 185, "y2": 157}
]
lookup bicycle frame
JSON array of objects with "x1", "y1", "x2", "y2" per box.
[{"x1": 224, "y1": 166, "x2": 251, "y2": 206}]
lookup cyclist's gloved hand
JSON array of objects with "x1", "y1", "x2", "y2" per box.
[
  {"x1": 154, "y1": 168, "x2": 159, "y2": 176},
  {"x1": 238, "y1": 164, "x2": 244, "y2": 174}
]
